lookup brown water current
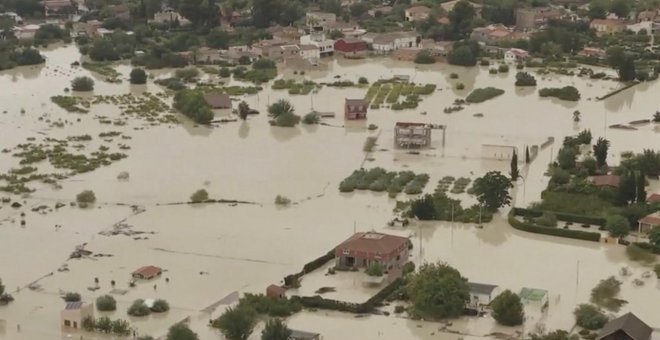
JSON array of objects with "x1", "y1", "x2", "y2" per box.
[{"x1": 0, "y1": 45, "x2": 659, "y2": 340}]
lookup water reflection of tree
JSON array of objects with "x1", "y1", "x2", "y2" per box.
[
  {"x1": 604, "y1": 88, "x2": 635, "y2": 113},
  {"x1": 180, "y1": 119, "x2": 213, "y2": 137},
  {"x1": 514, "y1": 86, "x2": 535, "y2": 98},
  {"x1": 474, "y1": 217, "x2": 510, "y2": 247},
  {"x1": 238, "y1": 121, "x2": 250, "y2": 139},
  {"x1": 446, "y1": 66, "x2": 479, "y2": 96},
  {"x1": 6, "y1": 64, "x2": 45, "y2": 81},
  {"x1": 269, "y1": 125, "x2": 301, "y2": 142}
]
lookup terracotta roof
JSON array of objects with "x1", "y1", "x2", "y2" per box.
[
  {"x1": 337, "y1": 37, "x2": 363, "y2": 44},
  {"x1": 646, "y1": 193, "x2": 660, "y2": 203},
  {"x1": 590, "y1": 175, "x2": 621, "y2": 187},
  {"x1": 267, "y1": 284, "x2": 286, "y2": 294},
  {"x1": 639, "y1": 212, "x2": 660, "y2": 226},
  {"x1": 203, "y1": 93, "x2": 232, "y2": 109},
  {"x1": 345, "y1": 98, "x2": 368, "y2": 106},
  {"x1": 597, "y1": 313, "x2": 652, "y2": 340},
  {"x1": 336, "y1": 232, "x2": 409, "y2": 257},
  {"x1": 132, "y1": 265, "x2": 162, "y2": 278}
]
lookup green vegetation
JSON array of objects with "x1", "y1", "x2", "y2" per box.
[
  {"x1": 190, "y1": 189, "x2": 209, "y2": 203},
  {"x1": 167, "y1": 323, "x2": 199, "y2": 340},
  {"x1": 213, "y1": 306, "x2": 257, "y2": 340},
  {"x1": 96, "y1": 295, "x2": 117, "y2": 311},
  {"x1": 173, "y1": 89, "x2": 214, "y2": 124},
  {"x1": 365, "y1": 262, "x2": 384, "y2": 277},
  {"x1": 473, "y1": 171, "x2": 512, "y2": 210},
  {"x1": 130, "y1": 68, "x2": 147, "y2": 85},
  {"x1": 274, "y1": 195, "x2": 291, "y2": 206},
  {"x1": 82, "y1": 316, "x2": 131, "y2": 335},
  {"x1": 465, "y1": 87, "x2": 505, "y2": 103},
  {"x1": 268, "y1": 99, "x2": 300, "y2": 127},
  {"x1": 605, "y1": 215, "x2": 630, "y2": 237},
  {"x1": 82, "y1": 62, "x2": 121, "y2": 83},
  {"x1": 174, "y1": 67, "x2": 200, "y2": 81},
  {"x1": 491, "y1": 290, "x2": 524, "y2": 326},
  {"x1": 76, "y1": 190, "x2": 96, "y2": 207},
  {"x1": 407, "y1": 262, "x2": 469, "y2": 319},
  {"x1": 0, "y1": 47, "x2": 44, "y2": 71},
  {"x1": 414, "y1": 50, "x2": 435, "y2": 64},
  {"x1": 302, "y1": 112, "x2": 319, "y2": 125},
  {"x1": 626, "y1": 244, "x2": 656, "y2": 263},
  {"x1": 63, "y1": 292, "x2": 81, "y2": 302},
  {"x1": 50, "y1": 96, "x2": 90, "y2": 113},
  {"x1": 151, "y1": 299, "x2": 170, "y2": 313},
  {"x1": 539, "y1": 86, "x2": 581, "y2": 101},
  {"x1": 71, "y1": 77, "x2": 95, "y2": 92},
  {"x1": 574, "y1": 304, "x2": 608, "y2": 330},
  {"x1": 590, "y1": 277, "x2": 626, "y2": 312},
  {"x1": 261, "y1": 319, "x2": 291, "y2": 340},
  {"x1": 339, "y1": 168, "x2": 430, "y2": 197},
  {"x1": 364, "y1": 80, "x2": 435, "y2": 109},
  {"x1": 272, "y1": 79, "x2": 319, "y2": 95},
  {"x1": 448, "y1": 41, "x2": 480, "y2": 66},
  {"x1": 508, "y1": 209, "x2": 602, "y2": 242},
  {"x1": 405, "y1": 193, "x2": 493, "y2": 223},
  {"x1": 128, "y1": 299, "x2": 151, "y2": 317},
  {"x1": 515, "y1": 72, "x2": 537, "y2": 86}
]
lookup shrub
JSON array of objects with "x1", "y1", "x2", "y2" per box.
[
  {"x1": 130, "y1": 68, "x2": 147, "y2": 84},
  {"x1": 127, "y1": 299, "x2": 151, "y2": 317},
  {"x1": 96, "y1": 295, "x2": 117, "y2": 311},
  {"x1": 449, "y1": 73, "x2": 459, "y2": 79},
  {"x1": 605, "y1": 215, "x2": 630, "y2": 237},
  {"x1": 358, "y1": 77, "x2": 368, "y2": 84},
  {"x1": 274, "y1": 195, "x2": 291, "y2": 205},
  {"x1": 539, "y1": 86, "x2": 580, "y2": 101},
  {"x1": 76, "y1": 190, "x2": 96, "y2": 207},
  {"x1": 515, "y1": 72, "x2": 536, "y2": 86},
  {"x1": 414, "y1": 50, "x2": 435, "y2": 64},
  {"x1": 654, "y1": 264, "x2": 660, "y2": 278},
  {"x1": 365, "y1": 262, "x2": 384, "y2": 277},
  {"x1": 498, "y1": 64, "x2": 509, "y2": 73},
  {"x1": 71, "y1": 76, "x2": 95, "y2": 91},
  {"x1": 63, "y1": 292, "x2": 81, "y2": 302},
  {"x1": 465, "y1": 87, "x2": 505, "y2": 103},
  {"x1": 491, "y1": 290, "x2": 524, "y2": 326},
  {"x1": 480, "y1": 59, "x2": 490, "y2": 66},
  {"x1": 489, "y1": 68, "x2": 498, "y2": 74},
  {"x1": 219, "y1": 67, "x2": 231, "y2": 77},
  {"x1": 252, "y1": 58, "x2": 276, "y2": 69},
  {"x1": 394, "y1": 305, "x2": 405, "y2": 313},
  {"x1": 174, "y1": 67, "x2": 200, "y2": 81},
  {"x1": 626, "y1": 244, "x2": 655, "y2": 263},
  {"x1": 508, "y1": 210, "x2": 601, "y2": 242},
  {"x1": 151, "y1": 299, "x2": 170, "y2": 313},
  {"x1": 456, "y1": 83, "x2": 465, "y2": 90},
  {"x1": 173, "y1": 89, "x2": 214, "y2": 124},
  {"x1": 190, "y1": 189, "x2": 209, "y2": 203},
  {"x1": 534, "y1": 213, "x2": 558, "y2": 227},
  {"x1": 302, "y1": 112, "x2": 319, "y2": 124},
  {"x1": 272, "y1": 113, "x2": 301, "y2": 127},
  {"x1": 574, "y1": 304, "x2": 608, "y2": 330}
]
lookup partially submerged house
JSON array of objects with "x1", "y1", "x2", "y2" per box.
[
  {"x1": 363, "y1": 32, "x2": 419, "y2": 54},
  {"x1": 334, "y1": 38, "x2": 367, "y2": 57},
  {"x1": 344, "y1": 99, "x2": 368, "y2": 120},
  {"x1": 266, "y1": 284, "x2": 286, "y2": 299},
  {"x1": 334, "y1": 231, "x2": 410, "y2": 270},
  {"x1": 596, "y1": 312, "x2": 652, "y2": 340},
  {"x1": 394, "y1": 122, "x2": 432, "y2": 148},
  {"x1": 468, "y1": 282, "x2": 500, "y2": 306},
  {"x1": 60, "y1": 301, "x2": 93, "y2": 329},
  {"x1": 638, "y1": 211, "x2": 660, "y2": 233},
  {"x1": 132, "y1": 265, "x2": 162, "y2": 280},
  {"x1": 519, "y1": 287, "x2": 549, "y2": 307},
  {"x1": 590, "y1": 19, "x2": 627, "y2": 36},
  {"x1": 203, "y1": 93, "x2": 232, "y2": 109},
  {"x1": 504, "y1": 48, "x2": 530, "y2": 63}
]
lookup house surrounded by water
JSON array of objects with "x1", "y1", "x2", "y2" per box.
[
  {"x1": 394, "y1": 122, "x2": 431, "y2": 148},
  {"x1": 335, "y1": 231, "x2": 409, "y2": 270},
  {"x1": 344, "y1": 99, "x2": 368, "y2": 120},
  {"x1": 60, "y1": 301, "x2": 93, "y2": 329}
]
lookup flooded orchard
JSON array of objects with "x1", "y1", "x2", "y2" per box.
[{"x1": 0, "y1": 44, "x2": 659, "y2": 340}]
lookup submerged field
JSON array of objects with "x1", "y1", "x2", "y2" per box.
[{"x1": 0, "y1": 44, "x2": 659, "y2": 340}]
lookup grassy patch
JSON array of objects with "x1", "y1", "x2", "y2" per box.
[{"x1": 465, "y1": 87, "x2": 505, "y2": 103}]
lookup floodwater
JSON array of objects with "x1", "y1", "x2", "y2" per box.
[{"x1": 0, "y1": 44, "x2": 659, "y2": 340}]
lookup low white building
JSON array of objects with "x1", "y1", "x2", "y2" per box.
[
  {"x1": 368, "y1": 32, "x2": 418, "y2": 54},
  {"x1": 14, "y1": 24, "x2": 40, "y2": 40},
  {"x1": 300, "y1": 31, "x2": 334, "y2": 57},
  {"x1": 151, "y1": 7, "x2": 191, "y2": 25},
  {"x1": 504, "y1": 48, "x2": 529, "y2": 63},
  {"x1": 299, "y1": 44, "x2": 320, "y2": 65},
  {"x1": 61, "y1": 302, "x2": 93, "y2": 329},
  {"x1": 0, "y1": 12, "x2": 23, "y2": 24},
  {"x1": 468, "y1": 282, "x2": 500, "y2": 307}
]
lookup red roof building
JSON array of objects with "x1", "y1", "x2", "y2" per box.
[
  {"x1": 646, "y1": 193, "x2": 660, "y2": 204},
  {"x1": 334, "y1": 38, "x2": 367, "y2": 56},
  {"x1": 638, "y1": 212, "x2": 660, "y2": 233},
  {"x1": 344, "y1": 98, "x2": 368, "y2": 120},
  {"x1": 132, "y1": 265, "x2": 162, "y2": 280},
  {"x1": 335, "y1": 232, "x2": 410, "y2": 269},
  {"x1": 266, "y1": 284, "x2": 286, "y2": 299}
]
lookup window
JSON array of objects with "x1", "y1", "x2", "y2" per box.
[
  {"x1": 342, "y1": 249, "x2": 350, "y2": 255},
  {"x1": 64, "y1": 320, "x2": 71, "y2": 327}
]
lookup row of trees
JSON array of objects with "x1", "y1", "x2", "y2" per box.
[{"x1": 173, "y1": 89, "x2": 214, "y2": 124}]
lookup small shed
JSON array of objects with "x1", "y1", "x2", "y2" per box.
[
  {"x1": 468, "y1": 282, "x2": 500, "y2": 306},
  {"x1": 290, "y1": 329, "x2": 321, "y2": 340},
  {"x1": 203, "y1": 93, "x2": 232, "y2": 109},
  {"x1": 266, "y1": 284, "x2": 286, "y2": 299},
  {"x1": 132, "y1": 265, "x2": 162, "y2": 280},
  {"x1": 344, "y1": 99, "x2": 368, "y2": 120},
  {"x1": 60, "y1": 301, "x2": 93, "y2": 329},
  {"x1": 638, "y1": 211, "x2": 660, "y2": 233},
  {"x1": 519, "y1": 287, "x2": 548, "y2": 307}
]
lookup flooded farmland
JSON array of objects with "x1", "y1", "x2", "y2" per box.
[{"x1": 0, "y1": 44, "x2": 659, "y2": 340}]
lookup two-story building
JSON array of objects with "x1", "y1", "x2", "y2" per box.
[
  {"x1": 344, "y1": 98, "x2": 368, "y2": 120},
  {"x1": 405, "y1": 5, "x2": 431, "y2": 22},
  {"x1": 364, "y1": 32, "x2": 419, "y2": 54},
  {"x1": 590, "y1": 19, "x2": 627, "y2": 35},
  {"x1": 394, "y1": 122, "x2": 432, "y2": 148},
  {"x1": 334, "y1": 231, "x2": 410, "y2": 270},
  {"x1": 300, "y1": 29, "x2": 334, "y2": 57}
]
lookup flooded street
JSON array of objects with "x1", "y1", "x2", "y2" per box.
[{"x1": 0, "y1": 45, "x2": 658, "y2": 340}]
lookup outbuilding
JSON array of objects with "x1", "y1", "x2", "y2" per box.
[
  {"x1": 60, "y1": 301, "x2": 93, "y2": 329},
  {"x1": 597, "y1": 312, "x2": 652, "y2": 340},
  {"x1": 266, "y1": 284, "x2": 286, "y2": 299},
  {"x1": 132, "y1": 265, "x2": 162, "y2": 280},
  {"x1": 467, "y1": 282, "x2": 500, "y2": 306},
  {"x1": 638, "y1": 211, "x2": 660, "y2": 233}
]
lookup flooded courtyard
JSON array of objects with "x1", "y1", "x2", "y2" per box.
[{"x1": 0, "y1": 44, "x2": 659, "y2": 340}]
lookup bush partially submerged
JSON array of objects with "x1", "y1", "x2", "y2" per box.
[
  {"x1": 127, "y1": 299, "x2": 151, "y2": 317},
  {"x1": 190, "y1": 189, "x2": 209, "y2": 203},
  {"x1": 465, "y1": 87, "x2": 505, "y2": 103}
]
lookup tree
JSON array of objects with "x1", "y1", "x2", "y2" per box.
[
  {"x1": 261, "y1": 319, "x2": 291, "y2": 340},
  {"x1": 238, "y1": 101, "x2": 250, "y2": 120},
  {"x1": 609, "y1": 0, "x2": 631, "y2": 18},
  {"x1": 190, "y1": 189, "x2": 209, "y2": 203},
  {"x1": 111, "y1": 319, "x2": 131, "y2": 335},
  {"x1": 206, "y1": 29, "x2": 230, "y2": 49},
  {"x1": 76, "y1": 190, "x2": 96, "y2": 206},
  {"x1": 557, "y1": 147, "x2": 577, "y2": 170},
  {"x1": 167, "y1": 323, "x2": 199, "y2": 340},
  {"x1": 515, "y1": 72, "x2": 536, "y2": 86},
  {"x1": 268, "y1": 99, "x2": 294, "y2": 118},
  {"x1": 582, "y1": 156, "x2": 598, "y2": 175},
  {"x1": 574, "y1": 304, "x2": 608, "y2": 330},
  {"x1": 448, "y1": 45, "x2": 476, "y2": 66},
  {"x1": 214, "y1": 306, "x2": 257, "y2": 340},
  {"x1": 414, "y1": 50, "x2": 435, "y2": 64},
  {"x1": 605, "y1": 215, "x2": 630, "y2": 237},
  {"x1": 525, "y1": 146, "x2": 530, "y2": 164},
  {"x1": 593, "y1": 137, "x2": 610, "y2": 167},
  {"x1": 71, "y1": 76, "x2": 95, "y2": 91},
  {"x1": 587, "y1": 0, "x2": 608, "y2": 19},
  {"x1": 473, "y1": 171, "x2": 513, "y2": 210},
  {"x1": 96, "y1": 316, "x2": 112, "y2": 333},
  {"x1": 649, "y1": 227, "x2": 660, "y2": 247},
  {"x1": 0, "y1": 278, "x2": 3, "y2": 295},
  {"x1": 130, "y1": 68, "x2": 147, "y2": 84},
  {"x1": 128, "y1": 299, "x2": 151, "y2": 317},
  {"x1": 449, "y1": 0, "x2": 476, "y2": 38},
  {"x1": 635, "y1": 171, "x2": 647, "y2": 203},
  {"x1": 220, "y1": 67, "x2": 231, "y2": 78},
  {"x1": 607, "y1": 47, "x2": 636, "y2": 81},
  {"x1": 491, "y1": 290, "x2": 524, "y2": 326},
  {"x1": 89, "y1": 38, "x2": 119, "y2": 61},
  {"x1": 510, "y1": 150, "x2": 519, "y2": 181},
  {"x1": 63, "y1": 292, "x2": 81, "y2": 302},
  {"x1": 653, "y1": 111, "x2": 660, "y2": 123},
  {"x1": 365, "y1": 262, "x2": 384, "y2": 277},
  {"x1": 151, "y1": 299, "x2": 170, "y2": 313},
  {"x1": 96, "y1": 295, "x2": 117, "y2": 311},
  {"x1": 530, "y1": 330, "x2": 579, "y2": 340},
  {"x1": 407, "y1": 262, "x2": 470, "y2": 319}
]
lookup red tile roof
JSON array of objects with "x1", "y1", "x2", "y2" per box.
[
  {"x1": 639, "y1": 212, "x2": 660, "y2": 226},
  {"x1": 590, "y1": 175, "x2": 621, "y2": 188},
  {"x1": 132, "y1": 265, "x2": 162, "y2": 278},
  {"x1": 335, "y1": 232, "x2": 409, "y2": 261},
  {"x1": 647, "y1": 193, "x2": 660, "y2": 203},
  {"x1": 203, "y1": 93, "x2": 232, "y2": 109}
]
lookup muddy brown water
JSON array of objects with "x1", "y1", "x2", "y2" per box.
[{"x1": 0, "y1": 45, "x2": 659, "y2": 340}]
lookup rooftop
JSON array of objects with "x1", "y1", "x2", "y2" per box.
[
  {"x1": 132, "y1": 265, "x2": 162, "y2": 277},
  {"x1": 639, "y1": 211, "x2": 660, "y2": 225},
  {"x1": 597, "y1": 312, "x2": 652, "y2": 340},
  {"x1": 345, "y1": 98, "x2": 368, "y2": 106},
  {"x1": 519, "y1": 287, "x2": 548, "y2": 302},
  {"x1": 290, "y1": 329, "x2": 320, "y2": 340},
  {"x1": 64, "y1": 301, "x2": 83, "y2": 310},
  {"x1": 336, "y1": 231, "x2": 409, "y2": 255},
  {"x1": 468, "y1": 282, "x2": 499, "y2": 295},
  {"x1": 203, "y1": 93, "x2": 232, "y2": 109}
]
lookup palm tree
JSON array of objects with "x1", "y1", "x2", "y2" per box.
[
  {"x1": 238, "y1": 101, "x2": 250, "y2": 120},
  {"x1": 267, "y1": 99, "x2": 294, "y2": 118},
  {"x1": 261, "y1": 319, "x2": 291, "y2": 340}
]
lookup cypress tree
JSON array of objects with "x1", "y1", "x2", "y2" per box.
[
  {"x1": 510, "y1": 150, "x2": 519, "y2": 181},
  {"x1": 636, "y1": 171, "x2": 647, "y2": 203},
  {"x1": 525, "y1": 146, "x2": 530, "y2": 164}
]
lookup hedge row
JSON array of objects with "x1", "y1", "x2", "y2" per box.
[
  {"x1": 508, "y1": 211, "x2": 601, "y2": 242},
  {"x1": 284, "y1": 250, "x2": 335, "y2": 286},
  {"x1": 292, "y1": 278, "x2": 404, "y2": 314},
  {"x1": 512, "y1": 207, "x2": 605, "y2": 226},
  {"x1": 633, "y1": 242, "x2": 660, "y2": 255}
]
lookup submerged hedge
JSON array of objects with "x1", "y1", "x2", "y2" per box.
[
  {"x1": 508, "y1": 209, "x2": 601, "y2": 242},
  {"x1": 513, "y1": 207, "x2": 605, "y2": 226}
]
